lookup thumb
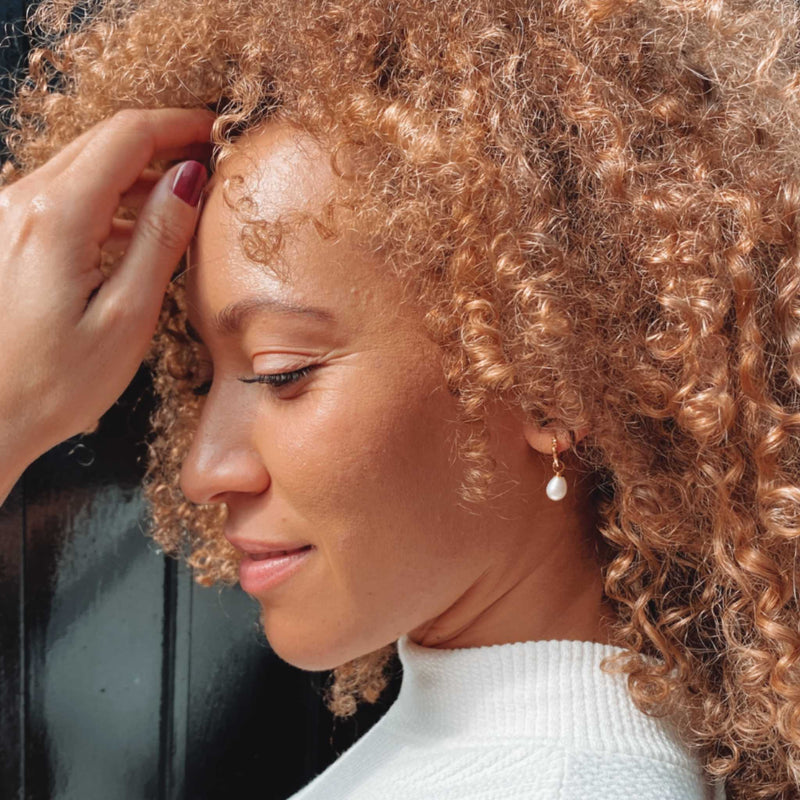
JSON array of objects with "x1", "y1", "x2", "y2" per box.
[{"x1": 92, "y1": 160, "x2": 208, "y2": 324}]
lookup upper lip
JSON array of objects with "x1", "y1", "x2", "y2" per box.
[{"x1": 225, "y1": 536, "x2": 313, "y2": 558}]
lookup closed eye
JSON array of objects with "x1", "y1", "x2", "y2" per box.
[{"x1": 238, "y1": 365, "x2": 315, "y2": 389}]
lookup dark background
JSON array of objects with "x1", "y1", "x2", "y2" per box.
[{"x1": 0, "y1": 2, "x2": 401, "y2": 797}]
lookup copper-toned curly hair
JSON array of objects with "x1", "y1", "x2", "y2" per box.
[{"x1": 3, "y1": 0, "x2": 800, "y2": 795}]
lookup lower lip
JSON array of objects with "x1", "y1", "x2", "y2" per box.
[{"x1": 238, "y1": 547, "x2": 314, "y2": 595}]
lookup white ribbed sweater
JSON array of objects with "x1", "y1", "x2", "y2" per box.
[{"x1": 289, "y1": 634, "x2": 726, "y2": 800}]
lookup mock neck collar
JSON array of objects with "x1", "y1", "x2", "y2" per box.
[{"x1": 388, "y1": 634, "x2": 696, "y2": 768}]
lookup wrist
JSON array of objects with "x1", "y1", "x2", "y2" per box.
[
  {"x1": 0, "y1": 420, "x2": 38, "y2": 505},
  {"x1": 0, "y1": 468, "x2": 24, "y2": 506}
]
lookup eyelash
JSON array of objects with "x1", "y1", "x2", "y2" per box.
[
  {"x1": 191, "y1": 366, "x2": 314, "y2": 396},
  {"x1": 239, "y1": 366, "x2": 314, "y2": 389}
]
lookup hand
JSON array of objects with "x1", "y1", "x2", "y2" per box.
[{"x1": 0, "y1": 107, "x2": 214, "y2": 496}]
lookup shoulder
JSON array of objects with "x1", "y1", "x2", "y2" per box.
[{"x1": 558, "y1": 748, "x2": 722, "y2": 800}]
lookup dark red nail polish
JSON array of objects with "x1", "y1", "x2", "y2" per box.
[{"x1": 171, "y1": 160, "x2": 207, "y2": 207}]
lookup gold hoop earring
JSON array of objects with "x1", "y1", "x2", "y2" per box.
[{"x1": 546, "y1": 434, "x2": 567, "y2": 501}]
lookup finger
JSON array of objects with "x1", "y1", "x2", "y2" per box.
[
  {"x1": 118, "y1": 169, "x2": 164, "y2": 210},
  {"x1": 61, "y1": 109, "x2": 214, "y2": 243},
  {"x1": 25, "y1": 115, "x2": 213, "y2": 186},
  {"x1": 117, "y1": 159, "x2": 212, "y2": 210},
  {"x1": 32, "y1": 127, "x2": 212, "y2": 189},
  {"x1": 34, "y1": 109, "x2": 212, "y2": 228},
  {"x1": 60, "y1": 108, "x2": 214, "y2": 203},
  {"x1": 84, "y1": 160, "x2": 208, "y2": 344},
  {"x1": 26, "y1": 126, "x2": 98, "y2": 183},
  {"x1": 101, "y1": 218, "x2": 136, "y2": 258}
]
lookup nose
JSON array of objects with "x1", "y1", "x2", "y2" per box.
[{"x1": 179, "y1": 391, "x2": 270, "y2": 505}]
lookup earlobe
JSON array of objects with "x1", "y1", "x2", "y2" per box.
[{"x1": 521, "y1": 421, "x2": 590, "y2": 455}]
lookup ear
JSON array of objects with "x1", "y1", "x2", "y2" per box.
[{"x1": 521, "y1": 421, "x2": 591, "y2": 456}]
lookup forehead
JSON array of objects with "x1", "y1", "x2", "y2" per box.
[
  {"x1": 186, "y1": 119, "x2": 409, "y2": 333},
  {"x1": 196, "y1": 119, "x2": 341, "y2": 277},
  {"x1": 204, "y1": 120, "x2": 337, "y2": 221}
]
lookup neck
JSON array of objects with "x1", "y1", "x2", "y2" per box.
[{"x1": 408, "y1": 479, "x2": 616, "y2": 650}]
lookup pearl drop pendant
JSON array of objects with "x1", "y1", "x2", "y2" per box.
[{"x1": 546, "y1": 474, "x2": 568, "y2": 501}]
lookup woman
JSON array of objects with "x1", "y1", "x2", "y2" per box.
[{"x1": 2, "y1": 0, "x2": 800, "y2": 796}]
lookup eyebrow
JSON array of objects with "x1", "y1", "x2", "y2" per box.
[{"x1": 210, "y1": 295, "x2": 336, "y2": 335}]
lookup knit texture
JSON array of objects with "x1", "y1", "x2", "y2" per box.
[{"x1": 289, "y1": 635, "x2": 727, "y2": 800}]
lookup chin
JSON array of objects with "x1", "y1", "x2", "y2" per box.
[
  {"x1": 259, "y1": 612, "x2": 393, "y2": 672},
  {"x1": 257, "y1": 612, "x2": 339, "y2": 671}
]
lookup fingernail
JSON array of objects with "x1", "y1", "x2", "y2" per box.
[{"x1": 171, "y1": 160, "x2": 207, "y2": 207}]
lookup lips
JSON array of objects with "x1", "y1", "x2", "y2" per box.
[
  {"x1": 248, "y1": 544, "x2": 313, "y2": 560},
  {"x1": 225, "y1": 534, "x2": 313, "y2": 559},
  {"x1": 238, "y1": 545, "x2": 315, "y2": 594}
]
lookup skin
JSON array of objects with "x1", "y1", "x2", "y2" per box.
[
  {"x1": 180, "y1": 119, "x2": 615, "y2": 672},
  {"x1": 0, "y1": 108, "x2": 213, "y2": 505}
]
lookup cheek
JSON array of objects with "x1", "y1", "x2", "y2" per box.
[{"x1": 259, "y1": 365, "x2": 469, "y2": 568}]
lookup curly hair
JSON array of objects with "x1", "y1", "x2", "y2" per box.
[{"x1": 4, "y1": 0, "x2": 800, "y2": 795}]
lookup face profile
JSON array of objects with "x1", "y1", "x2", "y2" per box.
[{"x1": 179, "y1": 120, "x2": 609, "y2": 672}]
